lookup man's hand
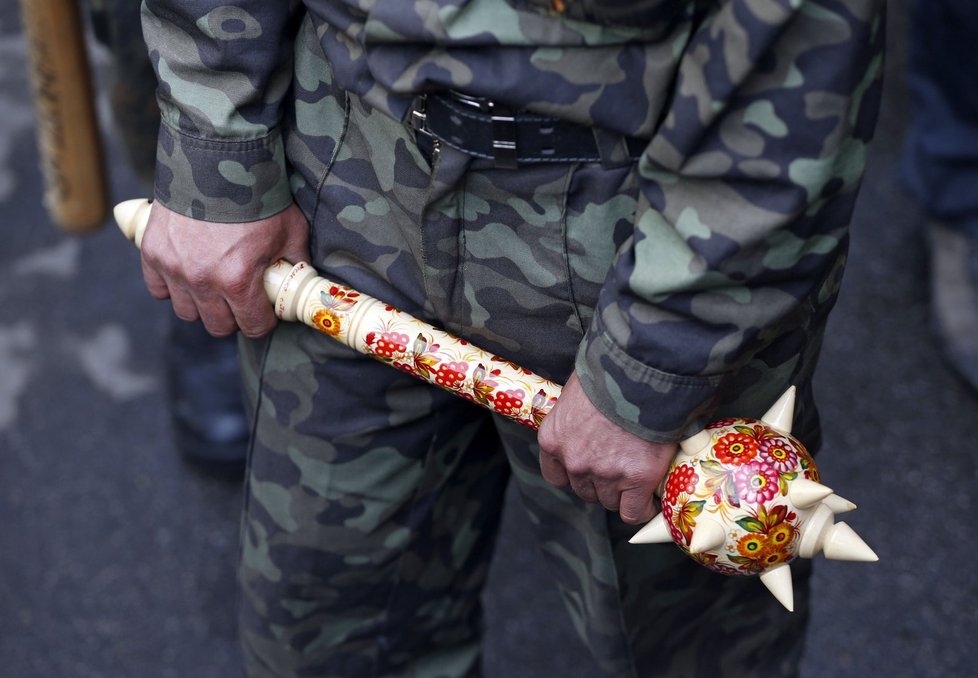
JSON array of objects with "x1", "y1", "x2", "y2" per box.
[
  {"x1": 537, "y1": 372, "x2": 677, "y2": 525},
  {"x1": 140, "y1": 202, "x2": 310, "y2": 338}
]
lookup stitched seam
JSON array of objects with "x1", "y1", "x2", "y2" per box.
[
  {"x1": 437, "y1": 96, "x2": 558, "y2": 124},
  {"x1": 434, "y1": 135, "x2": 604, "y2": 164},
  {"x1": 372, "y1": 424, "x2": 446, "y2": 678},
  {"x1": 558, "y1": 165, "x2": 587, "y2": 338},
  {"x1": 417, "y1": 139, "x2": 443, "y2": 307},
  {"x1": 311, "y1": 91, "x2": 351, "y2": 228},
  {"x1": 594, "y1": 328, "x2": 724, "y2": 389},
  {"x1": 159, "y1": 119, "x2": 280, "y2": 151},
  {"x1": 457, "y1": 173, "x2": 469, "y2": 301}
]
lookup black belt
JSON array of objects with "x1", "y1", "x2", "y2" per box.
[{"x1": 410, "y1": 92, "x2": 647, "y2": 169}]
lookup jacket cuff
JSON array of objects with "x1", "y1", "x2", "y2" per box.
[
  {"x1": 153, "y1": 121, "x2": 292, "y2": 223},
  {"x1": 575, "y1": 310, "x2": 723, "y2": 444}
]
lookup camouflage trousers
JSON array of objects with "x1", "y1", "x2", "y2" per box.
[{"x1": 236, "y1": 16, "x2": 826, "y2": 678}]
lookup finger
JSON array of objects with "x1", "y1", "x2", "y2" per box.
[
  {"x1": 141, "y1": 256, "x2": 170, "y2": 300},
  {"x1": 618, "y1": 487, "x2": 657, "y2": 525},
  {"x1": 213, "y1": 255, "x2": 278, "y2": 338},
  {"x1": 594, "y1": 484, "x2": 622, "y2": 513},
  {"x1": 569, "y1": 477, "x2": 599, "y2": 504},
  {"x1": 227, "y1": 279, "x2": 278, "y2": 338},
  {"x1": 168, "y1": 286, "x2": 200, "y2": 323},
  {"x1": 182, "y1": 283, "x2": 240, "y2": 334},
  {"x1": 198, "y1": 298, "x2": 239, "y2": 337},
  {"x1": 539, "y1": 450, "x2": 570, "y2": 488}
]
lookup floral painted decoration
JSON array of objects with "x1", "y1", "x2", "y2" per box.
[
  {"x1": 299, "y1": 276, "x2": 562, "y2": 429},
  {"x1": 657, "y1": 418, "x2": 812, "y2": 577}
]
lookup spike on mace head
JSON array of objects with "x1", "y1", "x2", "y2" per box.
[{"x1": 632, "y1": 385, "x2": 877, "y2": 611}]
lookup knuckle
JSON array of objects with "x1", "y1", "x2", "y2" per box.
[
  {"x1": 185, "y1": 267, "x2": 211, "y2": 290},
  {"x1": 536, "y1": 424, "x2": 558, "y2": 454},
  {"x1": 221, "y1": 265, "x2": 253, "y2": 298},
  {"x1": 562, "y1": 458, "x2": 590, "y2": 477}
]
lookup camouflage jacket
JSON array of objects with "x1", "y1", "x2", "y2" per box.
[{"x1": 141, "y1": 0, "x2": 885, "y2": 443}]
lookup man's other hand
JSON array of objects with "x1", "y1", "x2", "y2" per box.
[
  {"x1": 139, "y1": 202, "x2": 310, "y2": 338},
  {"x1": 537, "y1": 372, "x2": 676, "y2": 525}
]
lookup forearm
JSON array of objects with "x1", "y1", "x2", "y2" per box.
[
  {"x1": 141, "y1": 0, "x2": 301, "y2": 222},
  {"x1": 578, "y1": 0, "x2": 887, "y2": 442}
]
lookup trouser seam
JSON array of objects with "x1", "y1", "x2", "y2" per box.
[
  {"x1": 557, "y1": 163, "x2": 587, "y2": 338},
  {"x1": 310, "y1": 91, "x2": 351, "y2": 228},
  {"x1": 239, "y1": 330, "x2": 277, "y2": 677},
  {"x1": 371, "y1": 410, "x2": 447, "y2": 678}
]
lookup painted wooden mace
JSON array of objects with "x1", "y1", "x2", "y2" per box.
[{"x1": 115, "y1": 199, "x2": 877, "y2": 611}]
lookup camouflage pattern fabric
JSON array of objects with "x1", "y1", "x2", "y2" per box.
[
  {"x1": 142, "y1": 0, "x2": 885, "y2": 442},
  {"x1": 139, "y1": 1, "x2": 886, "y2": 675},
  {"x1": 236, "y1": 15, "x2": 826, "y2": 676}
]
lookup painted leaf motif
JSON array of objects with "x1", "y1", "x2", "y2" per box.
[
  {"x1": 699, "y1": 460, "x2": 727, "y2": 477},
  {"x1": 766, "y1": 504, "x2": 788, "y2": 528},
  {"x1": 778, "y1": 472, "x2": 797, "y2": 497},
  {"x1": 413, "y1": 354, "x2": 439, "y2": 381},
  {"x1": 674, "y1": 500, "x2": 706, "y2": 545},
  {"x1": 736, "y1": 516, "x2": 767, "y2": 534},
  {"x1": 734, "y1": 425, "x2": 758, "y2": 438},
  {"x1": 729, "y1": 555, "x2": 765, "y2": 573}
]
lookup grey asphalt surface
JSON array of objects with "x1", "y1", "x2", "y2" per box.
[{"x1": 2, "y1": 3, "x2": 976, "y2": 677}]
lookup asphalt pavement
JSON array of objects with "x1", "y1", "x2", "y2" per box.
[{"x1": 1, "y1": 3, "x2": 975, "y2": 677}]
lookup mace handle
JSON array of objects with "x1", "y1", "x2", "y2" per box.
[{"x1": 113, "y1": 199, "x2": 563, "y2": 430}]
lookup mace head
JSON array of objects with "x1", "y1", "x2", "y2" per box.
[{"x1": 629, "y1": 386, "x2": 877, "y2": 611}]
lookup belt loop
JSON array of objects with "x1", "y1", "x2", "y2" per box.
[
  {"x1": 488, "y1": 101, "x2": 518, "y2": 169},
  {"x1": 592, "y1": 127, "x2": 634, "y2": 169}
]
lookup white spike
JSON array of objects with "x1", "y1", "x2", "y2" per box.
[
  {"x1": 760, "y1": 386, "x2": 796, "y2": 434},
  {"x1": 688, "y1": 519, "x2": 726, "y2": 554},
  {"x1": 760, "y1": 563, "x2": 795, "y2": 612},
  {"x1": 822, "y1": 493, "x2": 857, "y2": 514},
  {"x1": 821, "y1": 522, "x2": 879, "y2": 562},
  {"x1": 629, "y1": 512, "x2": 672, "y2": 544},
  {"x1": 788, "y1": 478, "x2": 834, "y2": 509},
  {"x1": 113, "y1": 198, "x2": 152, "y2": 249},
  {"x1": 679, "y1": 429, "x2": 712, "y2": 457},
  {"x1": 797, "y1": 504, "x2": 833, "y2": 559}
]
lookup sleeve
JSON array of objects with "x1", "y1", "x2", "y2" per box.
[
  {"x1": 575, "y1": 0, "x2": 886, "y2": 443},
  {"x1": 140, "y1": 0, "x2": 301, "y2": 222}
]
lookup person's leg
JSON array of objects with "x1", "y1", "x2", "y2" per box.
[
  {"x1": 902, "y1": 0, "x2": 978, "y2": 391},
  {"x1": 438, "y1": 154, "x2": 823, "y2": 676},
  {"x1": 236, "y1": 24, "x2": 513, "y2": 675},
  {"x1": 902, "y1": 0, "x2": 978, "y2": 223},
  {"x1": 238, "y1": 325, "x2": 507, "y2": 676}
]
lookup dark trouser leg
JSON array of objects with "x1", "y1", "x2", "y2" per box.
[
  {"x1": 902, "y1": 0, "x2": 978, "y2": 223},
  {"x1": 902, "y1": 0, "x2": 978, "y2": 390},
  {"x1": 238, "y1": 323, "x2": 508, "y2": 677},
  {"x1": 253, "y1": 17, "x2": 829, "y2": 673}
]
